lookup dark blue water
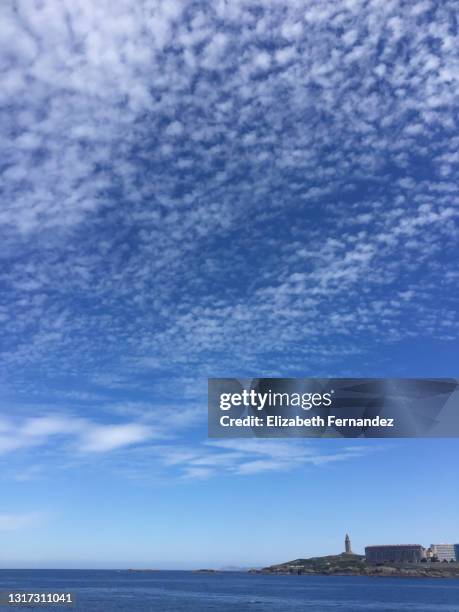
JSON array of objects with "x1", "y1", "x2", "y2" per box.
[{"x1": 0, "y1": 570, "x2": 458, "y2": 611}]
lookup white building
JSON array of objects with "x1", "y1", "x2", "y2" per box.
[{"x1": 431, "y1": 544, "x2": 456, "y2": 562}]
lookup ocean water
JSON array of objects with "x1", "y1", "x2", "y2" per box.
[{"x1": 0, "y1": 570, "x2": 458, "y2": 611}]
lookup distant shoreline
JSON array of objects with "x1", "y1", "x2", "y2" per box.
[{"x1": 2, "y1": 564, "x2": 459, "y2": 578}]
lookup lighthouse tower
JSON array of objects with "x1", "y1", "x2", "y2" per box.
[{"x1": 345, "y1": 534, "x2": 353, "y2": 554}]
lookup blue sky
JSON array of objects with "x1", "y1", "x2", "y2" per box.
[{"x1": 0, "y1": 0, "x2": 458, "y2": 568}]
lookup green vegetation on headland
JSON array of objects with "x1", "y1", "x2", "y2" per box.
[{"x1": 251, "y1": 553, "x2": 459, "y2": 578}]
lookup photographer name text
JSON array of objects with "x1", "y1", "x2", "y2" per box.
[{"x1": 220, "y1": 415, "x2": 395, "y2": 428}]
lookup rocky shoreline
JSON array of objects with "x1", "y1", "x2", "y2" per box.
[{"x1": 251, "y1": 553, "x2": 459, "y2": 579}]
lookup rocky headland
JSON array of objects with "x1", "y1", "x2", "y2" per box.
[{"x1": 251, "y1": 553, "x2": 459, "y2": 578}]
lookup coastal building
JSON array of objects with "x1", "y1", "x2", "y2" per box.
[
  {"x1": 365, "y1": 545, "x2": 426, "y2": 564},
  {"x1": 344, "y1": 534, "x2": 353, "y2": 554},
  {"x1": 455, "y1": 545, "x2": 459, "y2": 561},
  {"x1": 430, "y1": 544, "x2": 457, "y2": 562}
]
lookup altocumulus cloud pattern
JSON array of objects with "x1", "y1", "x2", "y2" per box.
[{"x1": 0, "y1": 0, "x2": 458, "y2": 478}]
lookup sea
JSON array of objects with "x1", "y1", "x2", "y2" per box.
[{"x1": 0, "y1": 570, "x2": 458, "y2": 611}]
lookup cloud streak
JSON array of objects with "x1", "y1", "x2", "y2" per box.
[
  {"x1": 151, "y1": 439, "x2": 374, "y2": 479},
  {"x1": 0, "y1": 415, "x2": 154, "y2": 456}
]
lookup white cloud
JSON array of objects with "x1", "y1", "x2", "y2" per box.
[
  {"x1": 79, "y1": 423, "x2": 152, "y2": 453},
  {"x1": 150, "y1": 439, "x2": 375, "y2": 479},
  {"x1": 275, "y1": 46, "x2": 296, "y2": 65},
  {"x1": 0, "y1": 415, "x2": 155, "y2": 456}
]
